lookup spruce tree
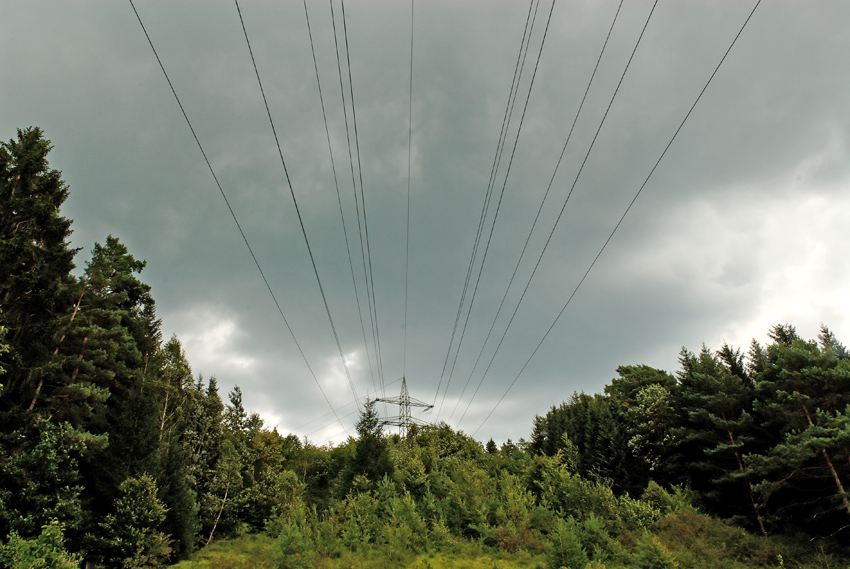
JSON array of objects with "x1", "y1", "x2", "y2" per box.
[{"x1": 0, "y1": 127, "x2": 77, "y2": 420}]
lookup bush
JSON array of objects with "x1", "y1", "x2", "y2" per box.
[
  {"x1": 633, "y1": 534, "x2": 678, "y2": 569},
  {"x1": 271, "y1": 523, "x2": 312, "y2": 569},
  {"x1": 537, "y1": 458, "x2": 659, "y2": 535},
  {"x1": 640, "y1": 482, "x2": 696, "y2": 515},
  {"x1": 0, "y1": 520, "x2": 80, "y2": 569}
]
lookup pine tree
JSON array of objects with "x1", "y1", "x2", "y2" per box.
[
  {"x1": 747, "y1": 325, "x2": 850, "y2": 534},
  {"x1": 676, "y1": 346, "x2": 765, "y2": 534}
]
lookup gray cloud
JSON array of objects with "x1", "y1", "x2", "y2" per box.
[{"x1": 3, "y1": 0, "x2": 849, "y2": 444}]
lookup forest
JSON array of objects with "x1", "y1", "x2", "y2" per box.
[{"x1": 1, "y1": 127, "x2": 849, "y2": 568}]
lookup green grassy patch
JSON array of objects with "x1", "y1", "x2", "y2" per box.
[{"x1": 170, "y1": 534, "x2": 275, "y2": 569}]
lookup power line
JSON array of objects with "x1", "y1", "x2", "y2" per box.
[
  {"x1": 453, "y1": 0, "x2": 625, "y2": 424},
  {"x1": 472, "y1": 0, "x2": 763, "y2": 437},
  {"x1": 432, "y1": 0, "x2": 540, "y2": 412},
  {"x1": 302, "y1": 0, "x2": 379, "y2": 396},
  {"x1": 340, "y1": 0, "x2": 386, "y2": 393},
  {"x1": 235, "y1": 0, "x2": 360, "y2": 406},
  {"x1": 329, "y1": 0, "x2": 386, "y2": 396},
  {"x1": 457, "y1": 0, "x2": 659, "y2": 425},
  {"x1": 437, "y1": 0, "x2": 556, "y2": 420},
  {"x1": 403, "y1": 0, "x2": 414, "y2": 377},
  {"x1": 128, "y1": 0, "x2": 348, "y2": 436}
]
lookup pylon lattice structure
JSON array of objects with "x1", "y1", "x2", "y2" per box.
[{"x1": 374, "y1": 377, "x2": 433, "y2": 438}]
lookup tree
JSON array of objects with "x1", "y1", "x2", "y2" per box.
[
  {"x1": 676, "y1": 346, "x2": 765, "y2": 534},
  {"x1": 0, "y1": 127, "x2": 77, "y2": 420},
  {"x1": 99, "y1": 474, "x2": 172, "y2": 568},
  {"x1": 747, "y1": 325, "x2": 850, "y2": 534},
  {"x1": 346, "y1": 399, "x2": 392, "y2": 489},
  {"x1": 148, "y1": 336, "x2": 200, "y2": 559},
  {"x1": 605, "y1": 364, "x2": 677, "y2": 405},
  {"x1": 0, "y1": 420, "x2": 105, "y2": 538}
]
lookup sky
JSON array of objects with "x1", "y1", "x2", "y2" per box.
[{"x1": 3, "y1": 0, "x2": 850, "y2": 446}]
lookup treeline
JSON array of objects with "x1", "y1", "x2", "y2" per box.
[
  {"x1": 0, "y1": 127, "x2": 271, "y2": 566},
  {"x1": 1, "y1": 127, "x2": 849, "y2": 569},
  {"x1": 530, "y1": 327, "x2": 850, "y2": 539}
]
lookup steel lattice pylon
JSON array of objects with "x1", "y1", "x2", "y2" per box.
[{"x1": 374, "y1": 377, "x2": 433, "y2": 438}]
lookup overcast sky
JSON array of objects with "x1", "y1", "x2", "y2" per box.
[{"x1": 3, "y1": 0, "x2": 849, "y2": 446}]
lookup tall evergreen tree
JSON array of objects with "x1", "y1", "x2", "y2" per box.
[
  {"x1": 0, "y1": 127, "x2": 77, "y2": 420},
  {"x1": 346, "y1": 399, "x2": 392, "y2": 491},
  {"x1": 747, "y1": 325, "x2": 850, "y2": 534},
  {"x1": 676, "y1": 346, "x2": 765, "y2": 534}
]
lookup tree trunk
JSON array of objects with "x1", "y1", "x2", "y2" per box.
[
  {"x1": 723, "y1": 414, "x2": 767, "y2": 535},
  {"x1": 158, "y1": 392, "x2": 169, "y2": 442},
  {"x1": 206, "y1": 480, "x2": 230, "y2": 547},
  {"x1": 800, "y1": 400, "x2": 850, "y2": 520},
  {"x1": 28, "y1": 285, "x2": 85, "y2": 411}
]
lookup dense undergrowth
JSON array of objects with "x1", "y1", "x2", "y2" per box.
[{"x1": 171, "y1": 508, "x2": 850, "y2": 569}]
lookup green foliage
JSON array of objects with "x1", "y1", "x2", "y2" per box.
[
  {"x1": 546, "y1": 518, "x2": 588, "y2": 569},
  {"x1": 633, "y1": 534, "x2": 679, "y2": 569},
  {"x1": 262, "y1": 471, "x2": 308, "y2": 537},
  {"x1": 530, "y1": 392, "x2": 644, "y2": 496},
  {"x1": 271, "y1": 523, "x2": 312, "y2": 569},
  {"x1": 489, "y1": 472, "x2": 536, "y2": 549},
  {"x1": 343, "y1": 399, "x2": 393, "y2": 493},
  {"x1": 0, "y1": 127, "x2": 77, "y2": 415},
  {"x1": 640, "y1": 482, "x2": 696, "y2": 516},
  {"x1": 0, "y1": 520, "x2": 80, "y2": 569},
  {"x1": 0, "y1": 419, "x2": 104, "y2": 537},
  {"x1": 99, "y1": 473, "x2": 173, "y2": 568},
  {"x1": 169, "y1": 534, "x2": 275, "y2": 569},
  {"x1": 3, "y1": 133, "x2": 850, "y2": 566},
  {"x1": 535, "y1": 454, "x2": 660, "y2": 535}
]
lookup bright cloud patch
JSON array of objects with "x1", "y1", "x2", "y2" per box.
[
  {"x1": 622, "y1": 169, "x2": 850, "y2": 353},
  {"x1": 166, "y1": 305, "x2": 256, "y2": 380}
]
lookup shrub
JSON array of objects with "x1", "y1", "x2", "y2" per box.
[
  {"x1": 0, "y1": 520, "x2": 80, "y2": 569},
  {"x1": 271, "y1": 523, "x2": 312, "y2": 569},
  {"x1": 633, "y1": 534, "x2": 678, "y2": 569}
]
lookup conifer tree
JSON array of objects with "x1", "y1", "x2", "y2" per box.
[
  {"x1": 747, "y1": 325, "x2": 850, "y2": 532},
  {"x1": 347, "y1": 399, "x2": 392, "y2": 489},
  {"x1": 676, "y1": 346, "x2": 765, "y2": 534},
  {"x1": 0, "y1": 127, "x2": 77, "y2": 421}
]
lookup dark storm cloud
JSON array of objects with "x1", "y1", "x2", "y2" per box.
[{"x1": 3, "y1": 1, "x2": 849, "y2": 444}]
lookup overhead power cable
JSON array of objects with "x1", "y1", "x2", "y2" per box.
[
  {"x1": 457, "y1": 0, "x2": 659, "y2": 426},
  {"x1": 330, "y1": 0, "x2": 386, "y2": 396},
  {"x1": 303, "y1": 0, "x2": 379, "y2": 396},
  {"x1": 235, "y1": 0, "x2": 360, "y2": 405},
  {"x1": 432, "y1": 0, "x2": 540, "y2": 412},
  {"x1": 472, "y1": 0, "x2": 763, "y2": 437},
  {"x1": 341, "y1": 0, "x2": 385, "y2": 392},
  {"x1": 453, "y1": 0, "x2": 625, "y2": 424},
  {"x1": 403, "y1": 0, "x2": 414, "y2": 377},
  {"x1": 128, "y1": 0, "x2": 348, "y2": 435},
  {"x1": 436, "y1": 0, "x2": 556, "y2": 420}
]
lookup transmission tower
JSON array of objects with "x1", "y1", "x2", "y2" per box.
[{"x1": 374, "y1": 377, "x2": 433, "y2": 438}]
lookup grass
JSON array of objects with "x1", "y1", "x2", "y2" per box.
[
  {"x1": 170, "y1": 534, "x2": 275, "y2": 569},
  {"x1": 170, "y1": 515, "x2": 849, "y2": 569},
  {"x1": 169, "y1": 534, "x2": 544, "y2": 569}
]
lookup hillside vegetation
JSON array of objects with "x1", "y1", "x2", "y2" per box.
[{"x1": 1, "y1": 128, "x2": 848, "y2": 568}]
